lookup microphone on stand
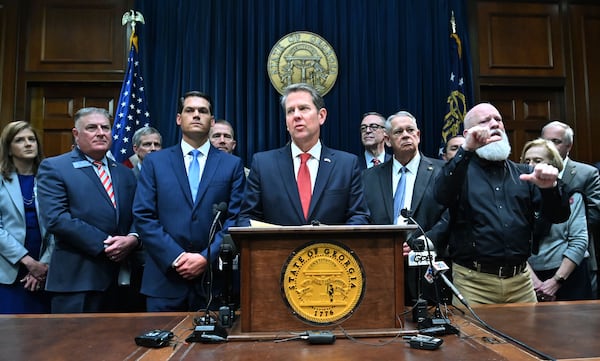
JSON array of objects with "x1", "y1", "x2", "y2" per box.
[
  {"x1": 400, "y1": 209, "x2": 457, "y2": 334},
  {"x1": 188, "y1": 202, "x2": 229, "y2": 343},
  {"x1": 203, "y1": 202, "x2": 228, "y2": 321},
  {"x1": 403, "y1": 210, "x2": 557, "y2": 360}
]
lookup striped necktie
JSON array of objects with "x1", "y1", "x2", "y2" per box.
[{"x1": 93, "y1": 161, "x2": 116, "y2": 207}]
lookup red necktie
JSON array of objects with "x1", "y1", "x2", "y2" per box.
[
  {"x1": 371, "y1": 158, "x2": 381, "y2": 166},
  {"x1": 94, "y1": 161, "x2": 116, "y2": 207},
  {"x1": 297, "y1": 153, "x2": 312, "y2": 219}
]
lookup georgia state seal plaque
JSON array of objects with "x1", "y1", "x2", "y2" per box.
[
  {"x1": 267, "y1": 31, "x2": 338, "y2": 96},
  {"x1": 280, "y1": 241, "x2": 366, "y2": 325}
]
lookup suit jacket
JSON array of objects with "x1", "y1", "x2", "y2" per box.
[
  {"x1": 133, "y1": 144, "x2": 246, "y2": 298},
  {"x1": 561, "y1": 158, "x2": 600, "y2": 272},
  {"x1": 238, "y1": 144, "x2": 370, "y2": 226},
  {"x1": 362, "y1": 154, "x2": 448, "y2": 244},
  {"x1": 362, "y1": 154, "x2": 449, "y2": 304},
  {"x1": 0, "y1": 173, "x2": 54, "y2": 284},
  {"x1": 358, "y1": 151, "x2": 392, "y2": 169},
  {"x1": 36, "y1": 148, "x2": 137, "y2": 292}
]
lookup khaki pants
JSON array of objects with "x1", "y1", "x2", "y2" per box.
[{"x1": 451, "y1": 262, "x2": 537, "y2": 306}]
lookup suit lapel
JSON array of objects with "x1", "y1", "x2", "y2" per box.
[
  {"x1": 411, "y1": 156, "x2": 436, "y2": 212},
  {"x1": 377, "y1": 161, "x2": 395, "y2": 222},
  {"x1": 195, "y1": 146, "x2": 219, "y2": 207},
  {"x1": 562, "y1": 161, "x2": 576, "y2": 184},
  {"x1": 3, "y1": 175, "x2": 25, "y2": 221},
  {"x1": 310, "y1": 146, "x2": 336, "y2": 220},
  {"x1": 167, "y1": 147, "x2": 195, "y2": 206},
  {"x1": 277, "y1": 145, "x2": 305, "y2": 222}
]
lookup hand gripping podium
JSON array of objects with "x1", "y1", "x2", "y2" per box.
[{"x1": 228, "y1": 224, "x2": 415, "y2": 333}]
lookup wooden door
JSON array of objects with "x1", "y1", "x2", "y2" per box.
[{"x1": 28, "y1": 83, "x2": 121, "y2": 157}]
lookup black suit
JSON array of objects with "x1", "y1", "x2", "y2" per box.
[{"x1": 362, "y1": 154, "x2": 449, "y2": 304}]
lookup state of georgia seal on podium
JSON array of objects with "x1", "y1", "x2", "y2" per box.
[
  {"x1": 280, "y1": 241, "x2": 366, "y2": 325},
  {"x1": 267, "y1": 31, "x2": 338, "y2": 96}
]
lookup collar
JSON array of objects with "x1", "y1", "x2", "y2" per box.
[
  {"x1": 393, "y1": 152, "x2": 421, "y2": 174},
  {"x1": 291, "y1": 140, "x2": 322, "y2": 160},
  {"x1": 181, "y1": 139, "x2": 211, "y2": 156}
]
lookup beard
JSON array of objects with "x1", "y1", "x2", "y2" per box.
[{"x1": 476, "y1": 131, "x2": 511, "y2": 161}]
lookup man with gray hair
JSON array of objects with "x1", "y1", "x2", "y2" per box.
[
  {"x1": 132, "y1": 127, "x2": 162, "y2": 178},
  {"x1": 542, "y1": 120, "x2": 600, "y2": 298}
]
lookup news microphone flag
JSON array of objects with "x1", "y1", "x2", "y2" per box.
[
  {"x1": 110, "y1": 29, "x2": 151, "y2": 168},
  {"x1": 439, "y1": 11, "x2": 468, "y2": 157}
]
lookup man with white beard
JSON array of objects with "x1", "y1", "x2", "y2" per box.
[{"x1": 433, "y1": 103, "x2": 571, "y2": 306}]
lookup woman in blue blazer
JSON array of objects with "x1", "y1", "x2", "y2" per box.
[{"x1": 0, "y1": 121, "x2": 54, "y2": 313}]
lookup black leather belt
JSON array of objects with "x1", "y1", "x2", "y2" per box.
[{"x1": 456, "y1": 260, "x2": 527, "y2": 279}]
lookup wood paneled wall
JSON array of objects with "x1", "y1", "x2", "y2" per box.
[
  {"x1": 0, "y1": 0, "x2": 598, "y2": 162},
  {"x1": 472, "y1": 0, "x2": 600, "y2": 163}
]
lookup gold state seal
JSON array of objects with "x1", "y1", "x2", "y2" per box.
[
  {"x1": 267, "y1": 31, "x2": 338, "y2": 95},
  {"x1": 281, "y1": 241, "x2": 365, "y2": 325}
]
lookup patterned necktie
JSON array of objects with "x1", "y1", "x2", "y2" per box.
[
  {"x1": 189, "y1": 149, "x2": 201, "y2": 202},
  {"x1": 393, "y1": 167, "x2": 407, "y2": 223},
  {"x1": 297, "y1": 153, "x2": 312, "y2": 219},
  {"x1": 93, "y1": 161, "x2": 116, "y2": 207},
  {"x1": 371, "y1": 158, "x2": 381, "y2": 166}
]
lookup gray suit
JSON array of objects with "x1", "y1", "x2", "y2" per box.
[
  {"x1": 562, "y1": 158, "x2": 600, "y2": 295},
  {"x1": 0, "y1": 173, "x2": 54, "y2": 284}
]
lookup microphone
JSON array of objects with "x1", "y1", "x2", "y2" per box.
[
  {"x1": 400, "y1": 208, "x2": 456, "y2": 334},
  {"x1": 203, "y1": 202, "x2": 228, "y2": 324},
  {"x1": 190, "y1": 202, "x2": 230, "y2": 343}
]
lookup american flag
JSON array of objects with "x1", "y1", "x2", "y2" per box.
[
  {"x1": 439, "y1": 11, "x2": 468, "y2": 157},
  {"x1": 110, "y1": 31, "x2": 151, "y2": 167}
]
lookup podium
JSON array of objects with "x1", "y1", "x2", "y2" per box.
[{"x1": 229, "y1": 225, "x2": 415, "y2": 333}]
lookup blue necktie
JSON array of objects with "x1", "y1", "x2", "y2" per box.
[
  {"x1": 393, "y1": 167, "x2": 407, "y2": 223},
  {"x1": 189, "y1": 149, "x2": 201, "y2": 201}
]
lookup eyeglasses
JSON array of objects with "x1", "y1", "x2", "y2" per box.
[{"x1": 360, "y1": 124, "x2": 385, "y2": 132}]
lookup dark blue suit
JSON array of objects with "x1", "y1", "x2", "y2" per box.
[
  {"x1": 133, "y1": 144, "x2": 245, "y2": 309},
  {"x1": 239, "y1": 144, "x2": 369, "y2": 226},
  {"x1": 36, "y1": 148, "x2": 137, "y2": 310}
]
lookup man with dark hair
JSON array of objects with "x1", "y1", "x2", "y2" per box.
[
  {"x1": 239, "y1": 83, "x2": 369, "y2": 226},
  {"x1": 134, "y1": 91, "x2": 245, "y2": 311}
]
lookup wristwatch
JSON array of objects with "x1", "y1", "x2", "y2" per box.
[{"x1": 552, "y1": 273, "x2": 566, "y2": 284}]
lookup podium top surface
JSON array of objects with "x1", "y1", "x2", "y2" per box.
[{"x1": 228, "y1": 224, "x2": 417, "y2": 235}]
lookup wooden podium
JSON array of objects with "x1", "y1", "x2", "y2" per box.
[{"x1": 228, "y1": 225, "x2": 415, "y2": 333}]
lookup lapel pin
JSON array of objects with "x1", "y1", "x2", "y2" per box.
[{"x1": 324, "y1": 158, "x2": 331, "y2": 163}]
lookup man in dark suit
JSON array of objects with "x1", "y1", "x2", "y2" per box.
[
  {"x1": 133, "y1": 91, "x2": 245, "y2": 312},
  {"x1": 542, "y1": 120, "x2": 600, "y2": 298},
  {"x1": 358, "y1": 112, "x2": 392, "y2": 169},
  {"x1": 239, "y1": 83, "x2": 369, "y2": 226},
  {"x1": 362, "y1": 110, "x2": 448, "y2": 305},
  {"x1": 37, "y1": 107, "x2": 139, "y2": 313}
]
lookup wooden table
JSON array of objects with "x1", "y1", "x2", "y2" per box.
[{"x1": 1, "y1": 301, "x2": 599, "y2": 361}]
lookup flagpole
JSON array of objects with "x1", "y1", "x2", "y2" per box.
[{"x1": 110, "y1": 10, "x2": 152, "y2": 167}]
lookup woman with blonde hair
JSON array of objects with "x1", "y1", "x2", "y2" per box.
[
  {"x1": 0, "y1": 121, "x2": 54, "y2": 313},
  {"x1": 521, "y1": 138, "x2": 592, "y2": 301}
]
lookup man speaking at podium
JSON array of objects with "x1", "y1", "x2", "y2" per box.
[{"x1": 238, "y1": 83, "x2": 369, "y2": 226}]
